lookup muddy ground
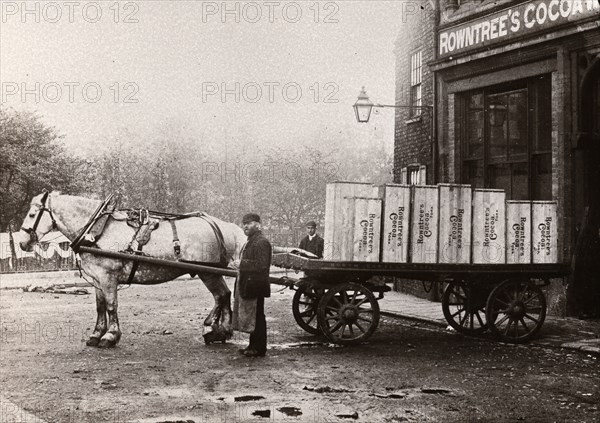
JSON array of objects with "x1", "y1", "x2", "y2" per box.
[{"x1": 1, "y1": 276, "x2": 599, "y2": 422}]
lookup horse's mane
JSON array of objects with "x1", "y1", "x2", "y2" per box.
[{"x1": 43, "y1": 191, "x2": 102, "y2": 209}]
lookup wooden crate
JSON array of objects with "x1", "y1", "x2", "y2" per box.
[
  {"x1": 472, "y1": 189, "x2": 506, "y2": 264},
  {"x1": 506, "y1": 201, "x2": 531, "y2": 264},
  {"x1": 381, "y1": 184, "x2": 411, "y2": 263},
  {"x1": 410, "y1": 186, "x2": 439, "y2": 263},
  {"x1": 352, "y1": 198, "x2": 382, "y2": 262},
  {"x1": 532, "y1": 201, "x2": 558, "y2": 263},
  {"x1": 324, "y1": 182, "x2": 382, "y2": 260},
  {"x1": 438, "y1": 184, "x2": 472, "y2": 263}
]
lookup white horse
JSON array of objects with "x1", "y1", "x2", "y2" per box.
[{"x1": 18, "y1": 191, "x2": 247, "y2": 348}]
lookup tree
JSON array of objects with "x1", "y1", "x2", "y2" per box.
[
  {"x1": 0, "y1": 107, "x2": 93, "y2": 231},
  {"x1": 252, "y1": 146, "x2": 332, "y2": 230}
]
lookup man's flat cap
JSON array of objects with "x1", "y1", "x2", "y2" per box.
[
  {"x1": 242, "y1": 213, "x2": 261, "y2": 224},
  {"x1": 306, "y1": 221, "x2": 317, "y2": 227}
]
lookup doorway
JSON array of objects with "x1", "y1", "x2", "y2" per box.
[{"x1": 571, "y1": 55, "x2": 600, "y2": 317}]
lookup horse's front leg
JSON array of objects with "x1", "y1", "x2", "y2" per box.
[
  {"x1": 200, "y1": 274, "x2": 233, "y2": 344},
  {"x1": 98, "y1": 278, "x2": 122, "y2": 348},
  {"x1": 86, "y1": 287, "x2": 107, "y2": 347}
]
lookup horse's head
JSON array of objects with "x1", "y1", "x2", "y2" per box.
[{"x1": 18, "y1": 191, "x2": 58, "y2": 252}]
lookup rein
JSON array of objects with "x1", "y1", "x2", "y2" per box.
[{"x1": 20, "y1": 190, "x2": 57, "y2": 243}]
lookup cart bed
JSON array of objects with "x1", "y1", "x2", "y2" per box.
[{"x1": 272, "y1": 253, "x2": 570, "y2": 283}]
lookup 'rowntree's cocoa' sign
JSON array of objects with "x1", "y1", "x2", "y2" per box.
[{"x1": 439, "y1": 0, "x2": 600, "y2": 58}]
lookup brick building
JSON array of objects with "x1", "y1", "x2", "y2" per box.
[
  {"x1": 393, "y1": 0, "x2": 437, "y2": 185},
  {"x1": 393, "y1": 0, "x2": 600, "y2": 316}
]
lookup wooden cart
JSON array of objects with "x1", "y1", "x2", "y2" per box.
[
  {"x1": 76, "y1": 246, "x2": 569, "y2": 346},
  {"x1": 272, "y1": 252, "x2": 570, "y2": 346}
]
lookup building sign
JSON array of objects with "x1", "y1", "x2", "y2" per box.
[{"x1": 439, "y1": 0, "x2": 600, "y2": 58}]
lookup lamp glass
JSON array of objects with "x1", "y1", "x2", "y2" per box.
[
  {"x1": 354, "y1": 87, "x2": 374, "y2": 123},
  {"x1": 354, "y1": 103, "x2": 373, "y2": 123}
]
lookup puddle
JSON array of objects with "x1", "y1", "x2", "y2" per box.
[
  {"x1": 336, "y1": 412, "x2": 359, "y2": 419},
  {"x1": 421, "y1": 388, "x2": 452, "y2": 395},
  {"x1": 278, "y1": 407, "x2": 302, "y2": 417},
  {"x1": 370, "y1": 392, "x2": 407, "y2": 399},
  {"x1": 234, "y1": 395, "x2": 265, "y2": 402},
  {"x1": 252, "y1": 409, "x2": 271, "y2": 418},
  {"x1": 303, "y1": 385, "x2": 355, "y2": 394}
]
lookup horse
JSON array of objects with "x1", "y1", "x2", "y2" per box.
[{"x1": 17, "y1": 191, "x2": 247, "y2": 348}]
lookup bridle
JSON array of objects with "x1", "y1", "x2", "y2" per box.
[{"x1": 20, "y1": 190, "x2": 57, "y2": 244}]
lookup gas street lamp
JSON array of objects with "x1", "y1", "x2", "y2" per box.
[
  {"x1": 353, "y1": 87, "x2": 374, "y2": 123},
  {"x1": 354, "y1": 86, "x2": 437, "y2": 183},
  {"x1": 353, "y1": 86, "x2": 433, "y2": 124}
]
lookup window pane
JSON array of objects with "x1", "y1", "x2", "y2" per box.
[
  {"x1": 469, "y1": 93, "x2": 483, "y2": 109},
  {"x1": 467, "y1": 110, "x2": 484, "y2": 158},
  {"x1": 512, "y1": 162, "x2": 529, "y2": 200},
  {"x1": 488, "y1": 164, "x2": 511, "y2": 195},
  {"x1": 508, "y1": 91, "x2": 528, "y2": 158},
  {"x1": 488, "y1": 94, "x2": 508, "y2": 159},
  {"x1": 463, "y1": 160, "x2": 484, "y2": 188},
  {"x1": 409, "y1": 168, "x2": 419, "y2": 185},
  {"x1": 532, "y1": 153, "x2": 552, "y2": 200},
  {"x1": 536, "y1": 77, "x2": 552, "y2": 152}
]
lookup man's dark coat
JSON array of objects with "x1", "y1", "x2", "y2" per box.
[
  {"x1": 299, "y1": 234, "x2": 324, "y2": 259},
  {"x1": 238, "y1": 230, "x2": 272, "y2": 299}
]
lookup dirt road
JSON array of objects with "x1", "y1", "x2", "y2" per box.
[{"x1": 1, "y1": 276, "x2": 598, "y2": 422}]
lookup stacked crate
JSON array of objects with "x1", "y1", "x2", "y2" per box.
[
  {"x1": 409, "y1": 186, "x2": 439, "y2": 263},
  {"x1": 472, "y1": 189, "x2": 506, "y2": 264},
  {"x1": 506, "y1": 201, "x2": 531, "y2": 264},
  {"x1": 323, "y1": 182, "x2": 382, "y2": 260},
  {"x1": 323, "y1": 182, "x2": 558, "y2": 264},
  {"x1": 381, "y1": 184, "x2": 411, "y2": 263},
  {"x1": 438, "y1": 184, "x2": 472, "y2": 264},
  {"x1": 531, "y1": 201, "x2": 558, "y2": 263},
  {"x1": 352, "y1": 197, "x2": 383, "y2": 262}
]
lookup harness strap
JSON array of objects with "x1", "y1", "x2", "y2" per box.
[
  {"x1": 169, "y1": 220, "x2": 181, "y2": 257},
  {"x1": 126, "y1": 245, "x2": 143, "y2": 284},
  {"x1": 30, "y1": 191, "x2": 50, "y2": 234},
  {"x1": 21, "y1": 191, "x2": 57, "y2": 243},
  {"x1": 70, "y1": 194, "x2": 114, "y2": 252},
  {"x1": 199, "y1": 214, "x2": 229, "y2": 267}
]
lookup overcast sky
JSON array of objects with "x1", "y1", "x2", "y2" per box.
[{"x1": 1, "y1": 1, "x2": 409, "y2": 156}]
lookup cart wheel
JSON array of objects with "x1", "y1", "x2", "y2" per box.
[
  {"x1": 442, "y1": 281, "x2": 489, "y2": 335},
  {"x1": 486, "y1": 279, "x2": 546, "y2": 344},
  {"x1": 317, "y1": 283, "x2": 380, "y2": 345},
  {"x1": 292, "y1": 286, "x2": 324, "y2": 335}
]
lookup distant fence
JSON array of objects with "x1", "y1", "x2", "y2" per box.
[
  {"x1": 1, "y1": 228, "x2": 305, "y2": 273},
  {"x1": 0, "y1": 232, "x2": 77, "y2": 273}
]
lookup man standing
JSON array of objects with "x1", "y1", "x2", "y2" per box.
[
  {"x1": 234, "y1": 213, "x2": 272, "y2": 357},
  {"x1": 298, "y1": 220, "x2": 324, "y2": 259}
]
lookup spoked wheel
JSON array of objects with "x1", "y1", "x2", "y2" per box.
[
  {"x1": 292, "y1": 285, "x2": 324, "y2": 335},
  {"x1": 316, "y1": 282, "x2": 380, "y2": 345},
  {"x1": 486, "y1": 279, "x2": 547, "y2": 344},
  {"x1": 442, "y1": 281, "x2": 489, "y2": 335}
]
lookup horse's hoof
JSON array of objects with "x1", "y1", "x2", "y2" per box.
[
  {"x1": 203, "y1": 331, "x2": 218, "y2": 344},
  {"x1": 98, "y1": 333, "x2": 119, "y2": 348},
  {"x1": 86, "y1": 337, "x2": 101, "y2": 347},
  {"x1": 98, "y1": 338, "x2": 117, "y2": 348},
  {"x1": 203, "y1": 331, "x2": 228, "y2": 344}
]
